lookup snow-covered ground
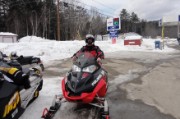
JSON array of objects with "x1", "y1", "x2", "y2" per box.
[
  {"x1": 0, "y1": 36, "x2": 178, "y2": 64},
  {"x1": 0, "y1": 36, "x2": 179, "y2": 119}
]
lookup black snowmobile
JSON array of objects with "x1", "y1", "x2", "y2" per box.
[
  {"x1": 1, "y1": 51, "x2": 44, "y2": 72},
  {"x1": 9, "y1": 53, "x2": 45, "y2": 72},
  {"x1": 0, "y1": 66, "x2": 43, "y2": 119}
]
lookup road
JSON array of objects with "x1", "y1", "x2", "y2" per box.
[{"x1": 105, "y1": 51, "x2": 180, "y2": 119}]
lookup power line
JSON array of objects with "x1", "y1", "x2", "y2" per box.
[
  {"x1": 77, "y1": 0, "x2": 116, "y2": 16},
  {"x1": 61, "y1": 0, "x2": 113, "y2": 17},
  {"x1": 91, "y1": 0, "x2": 116, "y2": 11},
  {"x1": 71, "y1": 0, "x2": 113, "y2": 17}
]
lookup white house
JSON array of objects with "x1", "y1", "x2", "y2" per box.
[{"x1": 0, "y1": 32, "x2": 18, "y2": 43}]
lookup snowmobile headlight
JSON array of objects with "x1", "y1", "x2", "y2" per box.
[
  {"x1": 72, "y1": 65, "x2": 81, "y2": 72},
  {"x1": 83, "y1": 65, "x2": 97, "y2": 73}
]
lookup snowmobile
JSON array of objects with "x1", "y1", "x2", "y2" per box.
[
  {"x1": 10, "y1": 54, "x2": 45, "y2": 72},
  {"x1": 1, "y1": 51, "x2": 44, "y2": 72},
  {"x1": 0, "y1": 67, "x2": 43, "y2": 119},
  {"x1": 42, "y1": 52, "x2": 109, "y2": 119}
]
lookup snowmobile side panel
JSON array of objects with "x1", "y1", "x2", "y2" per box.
[{"x1": 0, "y1": 81, "x2": 23, "y2": 119}]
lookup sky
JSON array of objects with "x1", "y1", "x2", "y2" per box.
[{"x1": 80, "y1": 0, "x2": 180, "y2": 21}]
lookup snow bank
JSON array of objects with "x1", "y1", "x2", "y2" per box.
[
  {"x1": 19, "y1": 36, "x2": 51, "y2": 42},
  {"x1": 0, "y1": 36, "x2": 178, "y2": 64}
]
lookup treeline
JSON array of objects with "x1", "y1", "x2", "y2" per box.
[
  {"x1": 120, "y1": 9, "x2": 146, "y2": 35},
  {"x1": 0, "y1": 0, "x2": 107, "y2": 40},
  {"x1": 1, "y1": 0, "x2": 163, "y2": 40}
]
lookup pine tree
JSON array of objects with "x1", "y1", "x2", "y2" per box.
[{"x1": 130, "y1": 12, "x2": 139, "y2": 23}]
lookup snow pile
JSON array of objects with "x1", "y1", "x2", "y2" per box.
[
  {"x1": 19, "y1": 36, "x2": 51, "y2": 42},
  {"x1": 0, "y1": 32, "x2": 17, "y2": 36},
  {"x1": 0, "y1": 36, "x2": 178, "y2": 64}
]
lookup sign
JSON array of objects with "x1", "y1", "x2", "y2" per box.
[
  {"x1": 108, "y1": 26, "x2": 119, "y2": 30},
  {"x1": 158, "y1": 19, "x2": 162, "y2": 27},
  {"x1": 109, "y1": 33, "x2": 118, "y2": 38},
  {"x1": 179, "y1": 15, "x2": 180, "y2": 22},
  {"x1": 107, "y1": 18, "x2": 113, "y2": 31},
  {"x1": 113, "y1": 18, "x2": 120, "y2": 28},
  {"x1": 107, "y1": 17, "x2": 121, "y2": 31},
  {"x1": 109, "y1": 30, "x2": 118, "y2": 37},
  {"x1": 109, "y1": 30, "x2": 118, "y2": 34}
]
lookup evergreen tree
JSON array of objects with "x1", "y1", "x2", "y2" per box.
[
  {"x1": 120, "y1": 9, "x2": 130, "y2": 33},
  {"x1": 130, "y1": 12, "x2": 139, "y2": 23},
  {"x1": 120, "y1": 9, "x2": 130, "y2": 21}
]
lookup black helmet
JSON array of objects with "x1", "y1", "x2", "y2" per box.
[
  {"x1": 85, "y1": 34, "x2": 95, "y2": 45},
  {"x1": 11, "y1": 52, "x2": 17, "y2": 57}
]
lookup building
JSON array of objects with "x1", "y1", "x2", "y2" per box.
[{"x1": 0, "y1": 32, "x2": 18, "y2": 43}]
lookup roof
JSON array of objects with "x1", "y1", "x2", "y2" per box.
[{"x1": 0, "y1": 32, "x2": 18, "y2": 36}]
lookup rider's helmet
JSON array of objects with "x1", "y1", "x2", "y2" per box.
[
  {"x1": 85, "y1": 34, "x2": 95, "y2": 45},
  {"x1": 10, "y1": 52, "x2": 17, "y2": 57}
]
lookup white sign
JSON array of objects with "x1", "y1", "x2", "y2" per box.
[{"x1": 107, "y1": 18, "x2": 113, "y2": 31}]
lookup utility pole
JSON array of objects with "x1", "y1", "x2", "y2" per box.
[
  {"x1": 178, "y1": 15, "x2": 180, "y2": 38},
  {"x1": 161, "y1": 17, "x2": 165, "y2": 49},
  {"x1": 56, "y1": 0, "x2": 60, "y2": 41}
]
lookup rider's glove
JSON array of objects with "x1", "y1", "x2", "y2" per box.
[
  {"x1": 97, "y1": 57, "x2": 102, "y2": 62},
  {"x1": 72, "y1": 56, "x2": 77, "y2": 61}
]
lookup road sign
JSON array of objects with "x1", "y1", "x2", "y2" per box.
[
  {"x1": 107, "y1": 17, "x2": 121, "y2": 31},
  {"x1": 109, "y1": 30, "x2": 118, "y2": 34},
  {"x1": 108, "y1": 26, "x2": 119, "y2": 31},
  {"x1": 107, "y1": 18, "x2": 113, "y2": 31},
  {"x1": 109, "y1": 31, "x2": 118, "y2": 37},
  {"x1": 113, "y1": 18, "x2": 120, "y2": 28},
  {"x1": 159, "y1": 19, "x2": 162, "y2": 27}
]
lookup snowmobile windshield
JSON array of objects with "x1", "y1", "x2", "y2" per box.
[{"x1": 73, "y1": 52, "x2": 97, "y2": 73}]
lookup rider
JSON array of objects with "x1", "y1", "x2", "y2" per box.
[
  {"x1": 72, "y1": 34, "x2": 104, "y2": 62},
  {"x1": 10, "y1": 51, "x2": 19, "y2": 60},
  {"x1": 0, "y1": 52, "x2": 31, "y2": 89}
]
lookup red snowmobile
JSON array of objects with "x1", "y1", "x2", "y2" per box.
[{"x1": 42, "y1": 52, "x2": 109, "y2": 119}]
